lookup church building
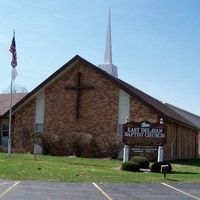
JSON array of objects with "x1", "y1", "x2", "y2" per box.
[{"x1": 0, "y1": 11, "x2": 199, "y2": 160}]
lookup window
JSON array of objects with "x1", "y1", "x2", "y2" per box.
[
  {"x1": 1, "y1": 122, "x2": 9, "y2": 137},
  {"x1": 35, "y1": 123, "x2": 44, "y2": 133}
]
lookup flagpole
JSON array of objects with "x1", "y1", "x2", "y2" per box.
[
  {"x1": 8, "y1": 79, "x2": 13, "y2": 158},
  {"x1": 8, "y1": 30, "x2": 16, "y2": 158}
]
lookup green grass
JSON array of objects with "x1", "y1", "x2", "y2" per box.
[{"x1": 0, "y1": 153, "x2": 199, "y2": 183}]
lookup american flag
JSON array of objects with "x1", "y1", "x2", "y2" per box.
[
  {"x1": 9, "y1": 35, "x2": 17, "y2": 68},
  {"x1": 9, "y1": 33, "x2": 18, "y2": 80}
]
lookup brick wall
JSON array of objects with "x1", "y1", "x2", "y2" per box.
[
  {"x1": 12, "y1": 99, "x2": 36, "y2": 152},
  {"x1": 128, "y1": 96, "x2": 158, "y2": 160},
  {"x1": 8, "y1": 59, "x2": 198, "y2": 160},
  {"x1": 129, "y1": 97, "x2": 158, "y2": 123},
  {"x1": 44, "y1": 62, "x2": 119, "y2": 139}
]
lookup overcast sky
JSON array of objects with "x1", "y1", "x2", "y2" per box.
[{"x1": 0, "y1": 0, "x2": 200, "y2": 115}]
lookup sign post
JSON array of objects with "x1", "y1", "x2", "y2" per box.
[
  {"x1": 123, "y1": 117, "x2": 129, "y2": 162},
  {"x1": 157, "y1": 118, "x2": 164, "y2": 162},
  {"x1": 123, "y1": 145, "x2": 129, "y2": 162},
  {"x1": 157, "y1": 146, "x2": 164, "y2": 162}
]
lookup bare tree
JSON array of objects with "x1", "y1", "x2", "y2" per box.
[{"x1": 3, "y1": 83, "x2": 28, "y2": 93}]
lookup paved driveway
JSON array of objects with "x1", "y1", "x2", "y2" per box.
[{"x1": 0, "y1": 180, "x2": 199, "y2": 200}]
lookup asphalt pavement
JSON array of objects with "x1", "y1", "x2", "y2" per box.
[{"x1": 0, "y1": 180, "x2": 199, "y2": 200}]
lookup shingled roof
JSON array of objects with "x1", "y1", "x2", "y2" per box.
[
  {"x1": 114, "y1": 79, "x2": 200, "y2": 130},
  {"x1": 1, "y1": 55, "x2": 199, "y2": 130},
  {"x1": 166, "y1": 103, "x2": 200, "y2": 130},
  {"x1": 0, "y1": 93, "x2": 27, "y2": 116}
]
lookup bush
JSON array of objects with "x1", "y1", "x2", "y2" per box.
[
  {"x1": 0, "y1": 145, "x2": 7, "y2": 153},
  {"x1": 41, "y1": 133, "x2": 65, "y2": 155},
  {"x1": 41, "y1": 132, "x2": 93, "y2": 157},
  {"x1": 95, "y1": 134, "x2": 123, "y2": 159},
  {"x1": 130, "y1": 156, "x2": 149, "y2": 169},
  {"x1": 151, "y1": 161, "x2": 172, "y2": 173},
  {"x1": 67, "y1": 132, "x2": 93, "y2": 157},
  {"x1": 121, "y1": 161, "x2": 140, "y2": 172}
]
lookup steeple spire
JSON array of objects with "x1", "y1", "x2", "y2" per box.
[
  {"x1": 104, "y1": 8, "x2": 112, "y2": 64},
  {"x1": 98, "y1": 9, "x2": 118, "y2": 78}
]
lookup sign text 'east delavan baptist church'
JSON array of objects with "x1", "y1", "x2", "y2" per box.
[{"x1": 123, "y1": 121, "x2": 167, "y2": 146}]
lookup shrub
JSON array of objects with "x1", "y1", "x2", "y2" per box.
[
  {"x1": 121, "y1": 161, "x2": 140, "y2": 172},
  {"x1": 130, "y1": 156, "x2": 149, "y2": 169},
  {"x1": 40, "y1": 132, "x2": 93, "y2": 157},
  {"x1": 41, "y1": 133, "x2": 61, "y2": 155},
  {"x1": 0, "y1": 145, "x2": 7, "y2": 153},
  {"x1": 95, "y1": 134, "x2": 123, "y2": 159},
  {"x1": 151, "y1": 161, "x2": 172, "y2": 173},
  {"x1": 67, "y1": 132, "x2": 93, "y2": 157},
  {"x1": 12, "y1": 146, "x2": 27, "y2": 153}
]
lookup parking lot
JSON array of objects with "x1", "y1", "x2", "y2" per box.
[{"x1": 0, "y1": 180, "x2": 199, "y2": 200}]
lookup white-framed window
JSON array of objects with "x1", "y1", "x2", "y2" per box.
[{"x1": 35, "y1": 123, "x2": 44, "y2": 133}]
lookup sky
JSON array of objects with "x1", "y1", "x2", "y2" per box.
[{"x1": 0, "y1": 0, "x2": 200, "y2": 115}]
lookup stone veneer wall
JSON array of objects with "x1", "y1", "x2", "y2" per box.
[
  {"x1": 12, "y1": 99, "x2": 36, "y2": 152},
  {"x1": 44, "y1": 62, "x2": 119, "y2": 139}
]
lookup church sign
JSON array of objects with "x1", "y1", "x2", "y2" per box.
[
  {"x1": 131, "y1": 146, "x2": 157, "y2": 153},
  {"x1": 123, "y1": 121, "x2": 166, "y2": 146}
]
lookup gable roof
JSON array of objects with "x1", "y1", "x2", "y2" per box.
[
  {"x1": 113, "y1": 79, "x2": 199, "y2": 130},
  {"x1": 1, "y1": 55, "x2": 199, "y2": 130},
  {"x1": 0, "y1": 93, "x2": 27, "y2": 116},
  {"x1": 166, "y1": 103, "x2": 200, "y2": 130}
]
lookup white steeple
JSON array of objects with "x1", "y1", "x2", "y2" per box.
[
  {"x1": 98, "y1": 9, "x2": 118, "y2": 78},
  {"x1": 104, "y1": 8, "x2": 112, "y2": 64}
]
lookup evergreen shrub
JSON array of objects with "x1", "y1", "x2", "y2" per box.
[
  {"x1": 121, "y1": 161, "x2": 140, "y2": 172},
  {"x1": 151, "y1": 161, "x2": 172, "y2": 173},
  {"x1": 130, "y1": 156, "x2": 149, "y2": 169}
]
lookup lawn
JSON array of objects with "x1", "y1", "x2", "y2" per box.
[{"x1": 0, "y1": 153, "x2": 199, "y2": 183}]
